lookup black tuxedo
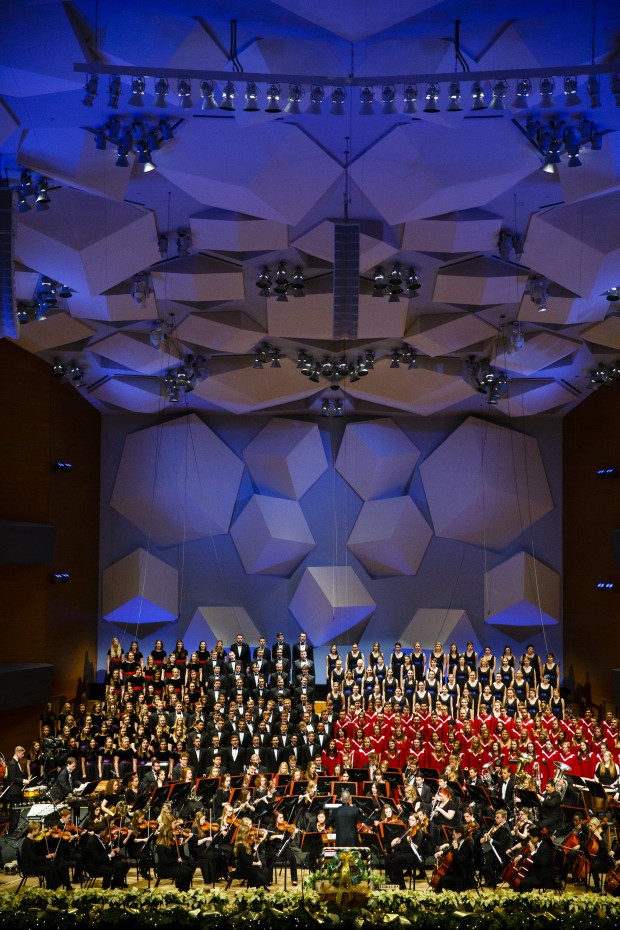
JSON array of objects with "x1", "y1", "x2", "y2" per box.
[
  {"x1": 229, "y1": 641, "x2": 251, "y2": 670},
  {"x1": 292, "y1": 641, "x2": 314, "y2": 662},
  {"x1": 188, "y1": 746, "x2": 208, "y2": 777},
  {"x1": 221, "y1": 745, "x2": 245, "y2": 775},
  {"x1": 50, "y1": 765, "x2": 78, "y2": 802},
  {"x1": 271, "y1": 640, "x2": 291, "y2": 663}
]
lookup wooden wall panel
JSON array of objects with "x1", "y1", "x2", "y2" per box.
[
  {"x1": 563, "y1": 383, "x2": 620, "y2": 707},
  {"x1": 0, "y1": 340, "x2": 100, "y2": 757}
]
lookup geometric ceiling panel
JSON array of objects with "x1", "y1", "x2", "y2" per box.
[
  {"x1": 15, "y1": 188, "x2": 160, "y2": 298},
  {"x1": 110, "y1": 413, "x2": 244, "y2": 547},
  {"x1": 433, "y1": 256, "x2": 529, "y2": 306},
  {"x1": 557, "y1": 136, "x2": 620, "y2": 204},
  {"x1": 495, "y1": 379, "x2": 580, "y2": 416},
  {"x1": 400, "y1": 608, "x2": 480, "y2": 654},
  {"x1": 266, "y1": 280, "x2": 335, "y2": 340},
  {"x1": 517, "y1": 283, "x2": 607, "y2": 325},
  {"x1": 357, "y1": 292, "x2": 409, "y2": 339},
  {"x1": 292, "y1": 219, "x2": 398, "y2": 271},
  {"x1": 70, "y1": 281, "x2": 159, "y2": 323},
  {"x1": 88, "y1": 376, "x2": 165, "y2": 414},
  {"x1": 151, "y1": 254, "x2": 245, "y2": 302},
  {"x1": 103, "y1": 13, "x2": 228, "y2": 73},
  {"x1": 155, "y1": 120, "x2": 342, "y2": 225},
  {"x1": 11, "y1": 312, "x2": 95, "y2": 352},
  {"x1": 419, "y1": 416, "x2": 554, "y2": 550},
  {"x1": 89, "y1": 332, "x2": 181, "y2": 375},
  {"x1": 268, "y1": 0, "x2": 438, "y2": 42},
  {"x1": 350, "y1": 121, "x2": 537, "y2": 225},
  {"x1": 230, "y1": 495, "x2": 315, "y2": 576},
  {"x1": 189, "y1": 210, "x2": 289, "y2": 252},
  {"x1": 18, "y1": 129, "x2": 131, "y2": 201},
  {"x1": 407, "y1": 313, "x2": 497, "y2": 357},
  {"x1": 243, "y1": 418, "x2": 328, "y2": 499},
  {"x1": 186, "y1": 606, "x2": 258, "y2": 651},
  {"x1": 347, "y1": 357, "x2": 476, "y2": 415},
  {"x1": 190, "y1": 356, "x2": 321, "y2": 414},
  {"x1": 521, "y1": 193, "x2": 620, "y2": 298},
  {"x1": 102, "y1": 548, "x2": 178, "y2": 625},
  {"x1": 175, "y1": 310, "x2": 265, "y2": 353},
  {"x1": 335, "y1": 418, "x2": 420, "y2": 500},
  {"x1": 289, "y1": 566, "x2": 376, "y2": 646},
  {"x1": 402, "y1": 209, "x2": 503, "y2": 254},
  {"x1": 492, "y1": 331, "x2": 582, "y2": 376},
  {"x1": 581, "y1": 315, "x2": 620, "y2": 352},
  {"x1": 347, "y1": 496, "x2": 432, "y2": 577},
  {"x1": 484, "y1": 551, "x2": 560, "y2": 628},
  {"x1": 0, "y1": 97, "x2": 19, "y2": 147}
]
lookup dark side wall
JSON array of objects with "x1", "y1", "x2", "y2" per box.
[
  {"x1": 0, "y1": 339, "x2": 100, "y2": 755},
  {"x1": 563, "y1": 380, "x2": 620, "y2": 709}
]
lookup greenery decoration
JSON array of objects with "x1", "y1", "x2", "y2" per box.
[{"x1": 0, "y1": 886, "x2": 619, "y2": 929}]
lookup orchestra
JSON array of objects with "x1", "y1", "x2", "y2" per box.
[{"x1": 3, "y1": 634, "x2": 620, "y2": 896}]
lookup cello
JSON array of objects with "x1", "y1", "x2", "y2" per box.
[
  {"x1": 604, "y1": 860, "x2": 620, "y2": 896},
  {"x1": 431, "y1": 845, "x2": 455, "y2": 889},
  {"x1": 502, "y1": 839, "x2": 534, "y2": 890}
]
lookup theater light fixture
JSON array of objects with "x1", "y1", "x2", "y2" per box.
[
  {"x1": 525, "y1": 275, "x2": 549, "y2": 312},
  {"x1": 252, "y1": 342, "x2": 281, "y2": 369},
  {"x1": 255, "y1": 263, "x2": 305, "y2": 300},
  {"x1": 163, "y1": 355, "x2": 208, "y2": 402},
  {"x1": 390, "y1": 345, "x2": 417, "y2": 369},
  {"x1": 467, "y1": 357, "x2": 509, "y2": 403},
  {"x1": 321, "y1": 398, "x2": 344, "y2": 417},
  {"x1": 82, "y1": 74, "x2": 98, "y2": 107},
  {"x1": 297, "y1": 350, "x2": 375, "y2": 384}
]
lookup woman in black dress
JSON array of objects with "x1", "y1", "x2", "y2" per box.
[
  {"x1": 155, "y1": 826, "x2": 195, "y2": 890},
  {"x1": 233, "y1": 818, "x2": 269, "y2": 887}
]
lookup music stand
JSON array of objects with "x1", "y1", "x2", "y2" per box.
[
  {"x1": 300, "y1": 830, "x2": 325, "y2": 873},
  {"x1": 194, "y1": 777, "x2": 219, "y2": 804},
  {"x1": 348, "y1": 768, "x2": 369, "y2": 785},
  {"x1": 516, "y1": 788, "x2": 541, "y2": 812},
  {"x1": 167, "y1": 781, "x2": 192, "y2": 813},
  {"x1": 149, "y1": 785, "x2": 170, "y2": 809},
  {"x1": 331, "y1": 781, "x2": 357, "y2": 799},
  {"x1": 382, "y1": 771, "x2": 404, "y2": 793}
]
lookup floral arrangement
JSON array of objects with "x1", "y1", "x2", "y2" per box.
[{"x1": 0, "y1": 886, "x2": 619, "y2": 929}]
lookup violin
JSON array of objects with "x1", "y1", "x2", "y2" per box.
[
  {"x1": 109, "y1": 825, "x2": 130, "y2": 839},
  {"x1": 277, "y1": 821, "x2": 297, "y2": 834},
  {"x1": 34, "y1": 829, "x2": 51, "y2": 842},
  {"x1": 172, "y1": 826, "x2": 192, "y2": 842},
  {"x1": 49, "y1": 826, "x2": 83, "y2": 841}
]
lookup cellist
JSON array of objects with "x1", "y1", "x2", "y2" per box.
[{"x1": 432, "y1": 824, "x2": 476, "y2": 891}]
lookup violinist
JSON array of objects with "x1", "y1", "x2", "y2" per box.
[
  {"x1": 515, "y1": 826, "x2": 558, "y2": 891},
  {"x1": 433, "y1": 824, "x2": 476, "y2": 891},
  {"x1": 51, "y1": 807, "x2": 83, "y2": 882},
  {"x1": 233, "y1": 818, "x2": 270, "y2": 887},
  {"x1": 387, "y1": 813, "x2": 427, "y2": 889},
  {"x1": 125, "y1": 809, "x2": 152, "y2": 879},
  {"x1": 155, "y1": 826, "x2": 195, "y2": 890},
  {"x1": 206, "y1": 810, "x2": 235, "y2": 879},
  {"x1": 189, "y1": 811, "x2": 215, "y2": 884},
  {"x1": 480, "y1": 809, "x2": 511, "y2": 889},
  {"x1": 264, "y1": 811, "x2": 300, "y2": 885},
  {"x1": 20, "y1": 821, "x2": 72, "y2": 890},
  {"x1": 84, "y1": 821, "x2": 130, "y2": 889}
]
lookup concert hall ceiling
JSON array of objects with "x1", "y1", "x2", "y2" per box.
[{"x1": 3, "y1": 0, "x2": 620, "y2": 417}]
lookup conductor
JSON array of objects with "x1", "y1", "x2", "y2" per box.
[{"x1": 332, "y1": 789, "x2": 360, "y2": 847}]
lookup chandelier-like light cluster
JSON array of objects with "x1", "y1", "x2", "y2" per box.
[
  {"x1": 92, "y1": 117, "x2": 177, "y2": 170},
  {"x1": 163, "y1": 355, "x2": 208, "y2": 403},
  {"x1": 297, "y1": 350, "x2": 375, "y2": 384},
  {"x1": 467, "y1": 358, "x2": 509, "y2": 404},
  {"x1": 256, "y1": 263, "x2": 305, "y2": 300}
]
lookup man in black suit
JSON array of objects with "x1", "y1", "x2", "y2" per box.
[
  {"x1": 140, "y1": 759, "x2": 161, "y2": 791},
  {"x1": 50, "y1": 757, "x2": 82, "y2": 803},
  {"x1": 538, "y1": 781, "x2": 564, "y2": 834},
  {"x1": 221, "y1": 733, "x2": 245, "y2": 775},
  {"x1": 499, "y1": 765, "x2": 515, "y2": 808},
  {"x1": 332, "y1": 790, "x2": 360, "y2": 847},
  {"x1": 253, "y1": 636, "x2": 272, "y2": 664},
  {"x1": 271, "y1": 631, "x2": 291, "y2": 664},
  {"x1": 6, "y1": 746, "x2": 30, "y2": 831},
  {"x1": 517, "y1": 827, "x2": 558, "y2": 890},
  {"x1": 412, "y1": 773, "x2": 433, "y2": 811},
  {"x1": 292, "y1": 631, "x2": 314, "y2": 663},
  {"x1": 481, "y1": 808, "x2": 512, "y2": 888},
  {"x1": 188, "y1": 736, "x2": 209, "y2": 778},
  {"x1": 229, "y1": 634, "x2": 251, "y2": 672},
  {"x1": 262, "y1": 736, "x2": 282, "y2": 774},
  {"x1": 84, "y1": 822, "x2": 130, "y2": 889}
]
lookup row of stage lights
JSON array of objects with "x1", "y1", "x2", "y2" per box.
[{"x1": 82, "y1": 73, "x2": 620, "y2": 115}]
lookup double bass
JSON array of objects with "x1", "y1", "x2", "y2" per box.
[{"x1": 604, "y1": 860, "x2": 620, "y2": 896}]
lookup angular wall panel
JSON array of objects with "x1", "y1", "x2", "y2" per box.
[{"x1": 102, "y1": 548, "x2": 178, "y2": 625}]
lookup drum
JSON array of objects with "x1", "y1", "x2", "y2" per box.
[{"x1": 23, "y1": 786, "x2": 46, "y2": 801}]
